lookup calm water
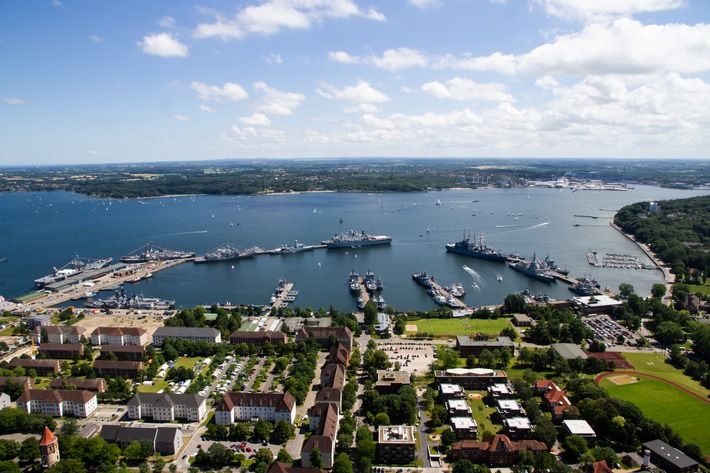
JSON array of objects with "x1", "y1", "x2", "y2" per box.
[{"x1": 1, "y1": 186, "x2": 708, "y2": 311}]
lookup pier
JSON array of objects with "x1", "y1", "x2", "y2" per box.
[
  {"x1": 425, "y1": 278, "x2": 467, "y2": 310},
  {"x1": 585, "y1": 251, "x2": 599, "y2": 266},
  {"x1": 357, "y1": 276, "x2": 371, "y2": 307},
  {"x1": 271, "y1": 282, "x2": 296, "y2": 310},
  {"x1": 11, "y1": 259, "x2": 190, "y2": 314}
]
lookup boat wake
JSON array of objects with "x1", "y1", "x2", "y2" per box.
[
  {"x1": 159, "y1": 230, "x2": 208, "y2": 237},
  {"x1": 462, "y1": 265, "x2": 485, "y2": 291},
  {"x1": 524, "y1": 222, "x2": 550, "y2": 230}
]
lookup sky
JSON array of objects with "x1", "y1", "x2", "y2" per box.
[{"x1": 2, "y1": 0, "x2": 710, "y2": 165}]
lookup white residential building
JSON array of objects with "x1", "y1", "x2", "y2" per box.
[{"x1": 215, "y1": 392, "x2": 296, "y2": 425}]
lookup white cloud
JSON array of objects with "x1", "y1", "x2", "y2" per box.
[
  {"x1": 407, "y1": 0, "x2": 443, "y2": 9},
  {"x1": 329, "y1": 47, "x2": 427, "y2": 72},
  {"x1": 434, "y1": 52, "x2": 518, "y2": 75},
  {"x1": 419, "y1": 19, "x2": 710, "y2": 77},
  {"x1": 50, "y1": 0, "x2": 63, "y2": 7},
  {"x1": 190, "y1": 82, "x2": 248, "y2": 102},
  {"x1": 199, "y1": 104, "x2": 217, "y2": 113},
  {"x1": 316, "y1": 80, "x2": 389, "y2": 104},
  {"x1": 138, "y1": 33, "x2": 188, "y2": 57},
  {"x1": 265, "y1": 53, "x2": 283, "y2": 64},
  {"x1": 534, "y1": 0, "x2": 686, "y2": 21},
  {"x1": 194, "y1": 0, "x2": 385, "y2": 40},
  {"x1": 4, "y1": 97, "x2": 26, "y2": 105},
  {"x1": 517, "y1": 18, "x2": 710, "y2": 76},
  {"x1": 194, "y1": 19, "x2": 243, "y2": 40},
  {"x1": 88, "y1": 34, "x2": 101, "y2": 43},
  {"x1": 421, "y1": 77, "x2": 514, "y2": 102},
  {"x1": 328, "y1": 51, "x2": 358, "y2": 64},
  {"x1": 174, "y1": 114, "x2": 189, "y2": 121},
  {"x1": 253, "y1": 82, "x2": 305, "y2": 115},
  {"x1": 344, "y1": 103, "x2": 381, "y2": 114},
  {"x1": 239, "y1": 113, "x2": 272, "y2": 126},
  {"x1": 159, "y1": 16, "x2": 176, "y2": 28}
]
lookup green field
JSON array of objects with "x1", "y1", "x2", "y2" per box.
[
  {"x1": 405, "y1": 318, "x2": 514, "y2": 338},
  {"x1": 601, "y1": 375, "x2": 710, "y2": 454},
  {"x1": 621, "y1": 351, "x2": 710, "y2": 398},
  {"x1": 688, "y1": 281, "x2": 710, "y2": 297},
  {"x1": 136, "y1": 379, "x2": 168, "y2": 393}
]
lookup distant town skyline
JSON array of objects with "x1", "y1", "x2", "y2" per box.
[{"x1": 2, "y1": 0, "x2": 710, "y2": 165}]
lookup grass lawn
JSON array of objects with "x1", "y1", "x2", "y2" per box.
[
  {"x1": 466, "y1": 393, "x2": 501, "y2": 435},
  {"x1": 601, "y1": 375, "x2": 710, "y2": 454},
  {"x1": 688, "y1": 281, "x2": 710, "y2": 296},
  {"x1": 173, "y1": 356, "x2": 214, "y2": 377},
  {"x1": 406, "y1": 318, "x2": 513, "y2": 337},
  {"x1": 136, "y1": 379, "x2": 169, "y2": 393},
  {"x1": 620, "y1": 352, "x2": 710, "y2": 398}
]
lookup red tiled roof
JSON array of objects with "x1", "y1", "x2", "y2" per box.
[{"x1": 39, "y1": 427, "x2": 57, "y2": 447}]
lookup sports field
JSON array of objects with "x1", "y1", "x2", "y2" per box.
[
  {"x1": 601, "y1": 374, "x2": 710, "y2": 454},
  {"x1": 405, "y1": 317, "x2": 514, "y2": 338},
  {"x1": 621, "y1": 351, "x2": 710, "y2": 397}
]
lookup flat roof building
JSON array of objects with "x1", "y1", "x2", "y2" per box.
[
  {"x1": 434, "y1": 368, "x2": 507, "y2": 390},
  {"x1": 450, "y1": 417, "x2": 478, "y2": 440},
  {"x1": 377, "y1": 425, "x2": 416, "y2": 464},
  {"x1": 456, "y1": 336, "x2": 515, "y2": 357},
  {"x1": 152, "y1": 327, "x2": 221, "y2": 346},
  {"x1": 551, "y1": 343, "x2": 588, "y2": 360},
  {"x1": 643, "y1": 440, "x2": 698, "y2": 473},
  {"x1": 375, "y1": 370, "x2": 410, "y2": 394}
]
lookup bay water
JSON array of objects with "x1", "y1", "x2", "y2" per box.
[{"x1": 1, "y1": 185, "x2": 707, "y2": 312}]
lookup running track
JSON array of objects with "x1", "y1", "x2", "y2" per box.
[{"x1": 594, "y1": 371, "x2": 710, "y2": 405}]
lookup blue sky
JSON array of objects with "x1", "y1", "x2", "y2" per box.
[{"x1": 2, "y1": 0, "x2": 710, "y2": 164}]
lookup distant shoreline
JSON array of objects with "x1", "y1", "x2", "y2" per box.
[{"x1": 608, "y1": 217, "x2": 675, "y2": 295}]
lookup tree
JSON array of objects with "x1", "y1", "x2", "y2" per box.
[
  {"x1": 453, "y1": 459, "x2": 476, "y2": 473},
  {"x1": 654, "y1": 321, "x2": 684, "y2": 346},
  {"x1": 651, "y1": 283, "x2": 667, "y2": 299},
  {"x1": 332, "y1": 452, "x2": 354, "y2": 473},
  {"x1": 503, "y1": 294, "x2": 526, "y2": 313},
  {"x1": 19, "y1": 437, "x2": 40, "y2": 463},
  {"x1": 0, "y1": 439, "x2": 20, "y2": 461},
  {"x1": 59, "y1": 418, "x2": 80, "y2": 436},
  {"x1": 253, "y1": 419, "x2": 272, "y2": 442},
  {"x1": 47, "y1": 458, "x2": 88, "y2": 473},
  {"x1": 124, "y1": 440, "x2": 154, "y2": 462},
  {"x1": 0, "y1": 460, "x2": 19, "y2": 473},
  {"x1": 276, "y1": 448, "x2": 293, "y2": 464},
  {"x1": 532, "y1": 417, "x2": 558, "y2": 449},
  {"x1": 1, "y1": 380, "x2": 25, "y2": 401},
  {"x1": 363, "y1": 300, "x2": 378, "y2": 327},
  {"x1": 254, "y1": 448, "x2": 273, "y2": 465},
  {"x1": 309, "y1": 446, "x2": 323, "y2": 469},
  {"x1": 373, "y1": 412, "x2": 390, "y2": 428},
  {"x1": 206, "y1": 443, "x2": 234, "y2": 467},
  {"x1": 271, "y1": 419, "x2": 294, "y2": 444},
  {"x1": 440, "y1": 428, "x2": 456, "y2": 449},
  {"x1": 152, "y1": 457, "x2": 165, "y2": 473},
  {"x1": 563, "y1": 435, "x2": 588, "y2": 463},
  {"x1": 618, "y1": 283, "x2": 634, "y2": 298}
]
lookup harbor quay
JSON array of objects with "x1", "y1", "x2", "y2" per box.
[{"x1": 7, "y1": 259, "x2": 190, "y2": 315}]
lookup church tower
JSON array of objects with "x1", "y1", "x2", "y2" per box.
[{"x1": 39, "y1": 426, "x2": 60, "y2": 468}]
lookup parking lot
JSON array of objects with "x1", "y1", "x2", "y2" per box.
[
  {"x1": 583, "y1": 314, "x2": 638, "y2": 345},
  {"x1": 377, "y1": 341, "x2": 436, "y2": 374}
]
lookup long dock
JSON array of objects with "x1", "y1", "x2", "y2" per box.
[
  {"x1": 12, "y1": 259, "x2": 190, "y2": 314},
  {"x1": 357, "y1": 276, "x2": 371, "y2": 307}
]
